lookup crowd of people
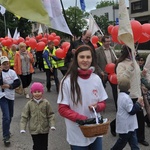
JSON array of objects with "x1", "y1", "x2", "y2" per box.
[{"x1": 0, "y1": 29, "x2": 150, "y2": 150}]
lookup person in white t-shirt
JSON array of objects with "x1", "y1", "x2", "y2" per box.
[
  {"x1": 57, "y1": 45, "x2": 108, "y2": 150},
  {"x1": 0, "y1": 56, "x2": 20, "y2": 147},
  {"x1": 111, "y1": 77, "x2": 144, "y2": 150}
]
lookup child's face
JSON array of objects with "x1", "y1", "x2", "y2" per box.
[
  {"x1": 32, "y1": 91, "x2": 43, "y2": 100},
  {"x1": 1, "y1": 61, "x2": 10, "y2": 70}
]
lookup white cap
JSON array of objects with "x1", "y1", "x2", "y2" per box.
[{"x1": 0, "y1": 56, "x2": 9, "y2": 64}]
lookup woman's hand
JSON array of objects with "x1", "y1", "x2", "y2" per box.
[
  {"x1": 88, "y1": 103, "x2": 97, "y2": 111},
  {"x1": 1, "y1": 84, "x2": 10, "y2": 89},
  {"x1": 137, "y1": 96, "x2": 144, "y2": 107},
  {"x1": 142, "y1": 69, "x2": 147, "y2": 76}
]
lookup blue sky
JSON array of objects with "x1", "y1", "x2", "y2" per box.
[{"x1": 62, "y1": 0, "x2": 129, "y2": 12}]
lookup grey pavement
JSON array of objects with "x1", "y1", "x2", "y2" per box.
[{"x1": 0, "y1": 68, "x2": 149, "y2": 150}]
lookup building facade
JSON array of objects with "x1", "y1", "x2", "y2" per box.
[
  {"x1": 129, "y1": 0, "x2": 150, "y2": 50},
  {"x1": 129, "y1": 0, "x2": 150, "y2": 23}
]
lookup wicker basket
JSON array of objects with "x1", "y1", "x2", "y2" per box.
[{"x1": 79, "y1": 120, "x2": 110, "y2": 138}]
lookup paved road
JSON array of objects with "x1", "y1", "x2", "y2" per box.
[{"x1": 0, "y1": 69, "x2": 149, "y2": 150}]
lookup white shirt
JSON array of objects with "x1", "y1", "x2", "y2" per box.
[
  {"x1": 0, "y1": 69, "x2": 18, "y2": 100},
  {"x1": 57, "y1": 73, "x2": 108, "y2": 146},
  {"x1": 116, "y1": 92, "x2": 138, "y2": 133},
  {"x1": 104, "y1": 49, "x2": 112, "y2": 64}
]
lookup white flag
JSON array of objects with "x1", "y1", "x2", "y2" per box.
[
  {"x1": 88, "y1": 14, "x2": 104, "y2": 36},
  {"x1": 7, "y1": 28, "x2": 12, "y2": 38},
  {"x1": 16, "y1": 32, "x2": 20, "y2": 39},
  {"x1": 42, "y1": 0, "x2": 72, "y2": 35},
  {"x1": 13, "y1": 28, "x2": 18, "y2": 39},
  {"x1": 38, "y1": 24, "x2": 43, "y2": 34},
  {"x1": 118, "y1": 0, "x2": 135, "y2": 52},
  {"x1": 0, "y1": 5, "x2": 6, "y2": 15}
]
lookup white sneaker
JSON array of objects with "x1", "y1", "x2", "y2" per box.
[{"x1": 26, "y1": 94, "x2": 30, "y2": 99}]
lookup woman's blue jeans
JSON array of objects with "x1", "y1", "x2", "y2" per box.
[
  {"x1": 70, "y1": 137, "x2": 102, "y2": 150},
  {"x1": 0, "y1": 96, "x2": 14, "y2": 139}
]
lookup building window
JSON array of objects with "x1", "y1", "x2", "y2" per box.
[
  {"x1": 131, "y1": 0, "x2": 148, "y2": 14},
  {"x1": 133, "y1": 1, "x2": 142, "y2": 10},
  {"x1": 105, "y1": 13, "x2": 109, "y2": 19}
]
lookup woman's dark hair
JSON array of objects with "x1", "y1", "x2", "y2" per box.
[
  {"x1": 60, "y1": 45, "x2": 96, "y2": 105},
  {"x1": 116, "y1": 45, "x2": 131, "y2": 69}
]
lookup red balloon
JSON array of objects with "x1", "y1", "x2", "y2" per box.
[
  {"x1": 40, "y1": 37, "x2": 48, "y2": 44},
  {"x1": 105, "y1": 63, "x2": 115, "y2": 74},
  {"x1": 93, "y1": 43, "x2": 98, "y2": 49},
  {"x1": 51, "y1": 32, "x2": 56, "y2": 37},
  {"x1": 13, "y1": 39, "x2": 18, "y2": 45},
  {"x1": 55, "y1": 48, "x2": 66, "y2": 59},
  {"x1": 1, "y1": 40, "x2": 7, "y2": 46},
  {"x1": 18, "y1": 37, "x2": 25, "y2": 43},
  {"x1": 91, "y1": 36, "x2": 99, "y2": 44},
  {"x1": 55, "y1": 36, "x2": 60, "y2": 41},
  {"x1": 25, "y1": 40, "x2": 29, "y2": 46},
  {"x1": 111, "y1": 25, "x2": 119, "y2": 43},
  {"x1": 48, "y1": 35, "x2": 54, "y2": 41},
  {"x1": 61, "y1": 42, "x2": 70, "y2": 48},
  {"x1": 142, "y1": 23, "x2": 150, "y2": 35},
  {"x1": 53, "y1": 39, "x2": 60, "y2": 46},
  {"x1": 36, "y1": 42, "x2": 45, "y2": 51},
  {"x1": 130, "y1": 20, "x2": 142, "y2": 43},
  {"x1": 28, "y1": 38, "x2": 37, "y2": 49},
  {"x1": 107, "y1": 25, "x2": 114, "y2": 34},
  {"x1": 0, "y1": 38, "x2": 4, "y2": 42},
  {"x1": 63, "y1": 46, "x2": 70, "y2": 53},
  {"x1": 138, "y1": 24, "x2": 150, "y2": 43},
  {"x1": 25, "y1": 37, "x2": 30, "y2": 41},
  {"x1": 109, "y1": 73, "x2": 118, "y2": 84},
  {"x1": 5, "y1": 38, "x2": 13, "y2": 47}
]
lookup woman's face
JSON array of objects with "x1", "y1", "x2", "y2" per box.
[
  {"x1": 77, "y1": 50, "x2": 92, "y2": 70},
  {"x1": 20, "y1": 46, "x2": 26, "y2": 52}
]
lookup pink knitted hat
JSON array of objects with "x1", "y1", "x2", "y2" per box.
[{"x1": 30, "y1": 82, "x2": 44, "y2": 93}]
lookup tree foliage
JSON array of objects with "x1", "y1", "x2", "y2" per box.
[
  {"x1": 93, "y1": 15, "x2": 115, "y2": 35},
  {"x1": 0, "y1": 11, "x2": 32, "y2": 38},
  {"x1": 96, "y1": 1, "x2": 115, "y2": 9},
  {"x1": 65, "y1": 6, "x2": 87, "y2": 37}
]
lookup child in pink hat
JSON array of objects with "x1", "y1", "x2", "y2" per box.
[{"x1": 20, "y1": 82, "x2": 55, "y2": 150}]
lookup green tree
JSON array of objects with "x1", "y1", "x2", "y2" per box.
[
  {"x1": 65, "y1": 6, "x2": 87, "y2": 37},
  {"x1": 93, "y1": 15, "x2": 115, "y2": 34},
  {"x1": 0, "y1": 11, "x2": 32, "y2": 38},
  {"x1": 96, "y1": 1, "x2": 118, "y2": 9}
]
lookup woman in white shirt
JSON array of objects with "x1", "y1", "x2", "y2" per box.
[{"x1": 57, "y1": 45, "x2": 108, "y2": 150}]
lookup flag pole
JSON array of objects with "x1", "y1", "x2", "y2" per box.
[
  {"x1": 3, "y1": 14, "x2": 7, "y2": 36},
  {"x1": 74, "y1": 0, "x2": 77, "y2": 41}
]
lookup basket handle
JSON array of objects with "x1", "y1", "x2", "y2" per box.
[{"x1": 92, "y1": 106, "x2": 101, "y2": 124}]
